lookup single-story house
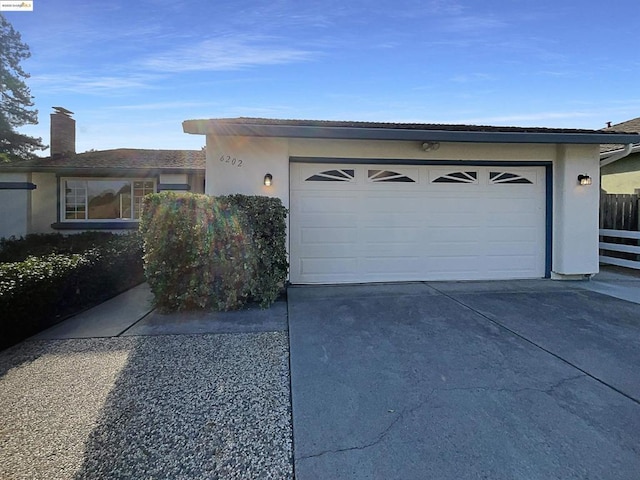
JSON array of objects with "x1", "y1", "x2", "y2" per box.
[
  {"x1": 600, "y1": 117, "x2": 640, "y2": 194},
  {"x1": 0, "y1": 108, "x2": 205, "y2": 238},
  {"x1": 183, "y1": 117, "x2": 640, "y2": 284}
]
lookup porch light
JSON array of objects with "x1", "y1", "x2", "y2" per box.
[
  {"x1": 422, "y1": 141, "x2": 440, "y2": 152},
  {"x1": 577, "y1": 174, "x2": 592, "y2": 186},
  {"x1": 264, "y1": 173, "x2": 273, "y2": 187}
]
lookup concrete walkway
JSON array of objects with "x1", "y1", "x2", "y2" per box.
[
  {"x1": 30, "y1": 283, "x2": 288, "y2": 340},
  {"x1": 27, "y1": 265, "x2": 640, "y2": 342},
  {"x1": 31, "y1": 283, "x2": 155, "y2": 340},
  {"x1": 577, "y1": 265, "x2": 640, "y2": 305}
]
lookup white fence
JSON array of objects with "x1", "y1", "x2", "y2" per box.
[{"x1": 599, "y1": 229, "x2": 640, "y2": 270}]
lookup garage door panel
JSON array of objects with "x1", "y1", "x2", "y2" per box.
[
  {"x1": 360, "y1": 214, "x2": 422, "y2": 228},
  {"x1": 363, "y1": 244, "x2": 422, "y2": 258},
  {"x1": 485, "y1": 242, "x2": 540, "y2": 256},
  {"x1": 427, "y1": 241, "x2": 483, "y2": 257},
  {"x1": 301, "y1": 227, "x2": 357, "y2": 244},
  {"x1": 485, "y1": 226, "x2": 539, "y2": 242},
  {"x1": 427, "y1": 226, "x2": 483, "y2": 241},
  {"x1": 485, "y1": 213, "x2": 542, "y2": 228},
  {"x1": 428, "y1": 213, "x2": 484, "y2": 227},
  {"x1": 299, "y1": 257, "x2": 358, "y2": 275},
  {"x1": 291, "y1": 163, "x2": 546, "y2": 283},
  {"x1": 362, "y1": 227, "x2": 421, "y2": 243},
  {"x1": 425, "y1": 256, "x2": 482, "y2": 276},
  {"x1": 299, "y1": 195, "x2": 358, "y2": 213},
  {"x1": 485, "y1": 255, "x2": 538, "y2": 274},
  {"x1": 299, "y1": 244, "x2": 360, "y2": 258},
  {"x1": 362, "y1": 256, "x2": 422, "y2": 275},
  {"x1": 484, "y1": 198, "x2": 540, "y2": 213},
  {"x1": 364, "y1": 195, "x2": 422, "y2": 212}
]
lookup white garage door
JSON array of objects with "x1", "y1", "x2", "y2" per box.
[{"x1": 290, "y1": 163, "x2": 547, "y2": 284}]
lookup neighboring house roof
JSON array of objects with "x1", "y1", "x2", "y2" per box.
[
  {"x1": 0, "y1": 148, "x2": 206, "y2": 175},
  {"x1": 183, "y1": 117, "x2": 640, "y2": 145},
  {"x1": 601, "y1": 117, "x2": 640, "y2": 154}
]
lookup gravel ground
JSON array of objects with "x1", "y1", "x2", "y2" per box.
[{"x1": 0, "y1": 333, "x2": 293, "y2": 479}]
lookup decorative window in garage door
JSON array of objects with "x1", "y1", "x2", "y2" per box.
[
  {"x1": 489, "y1": 172, "x2": 533, "y2": 184},
  {"x1": 368, "y1": 170, "x2": 416, "y2": 183},
  {"x1": 431, "y1": 171, "x2": 478, "y2": 184},
  {"x1": 305, "y1": 169, "x2": 355, "y2": 182}
]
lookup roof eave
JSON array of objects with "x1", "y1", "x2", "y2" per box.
[
  {"x1": 182, "y1": 120, "x2": 640, "y2": 145},
  {"x1": 599, "y1": 143, "x2": 640, "y2": 159},
  {"x1": 0, "y1": 166, "x2": 205, "y2": 175}
]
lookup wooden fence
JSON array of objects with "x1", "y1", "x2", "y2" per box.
[
  {"x1": 599, "y1": 229, "x2": 640, "y2": 270},
  {"x1": 600, "y1": 194, "x2": 639, "y2": 230},
  {"x1": 599, "y1": 194, "x2": 640, "y2": 269}
]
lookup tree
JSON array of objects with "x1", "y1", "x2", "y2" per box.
[{"x1": 0, "y1": 14, "x2": 45, "y2": 162}]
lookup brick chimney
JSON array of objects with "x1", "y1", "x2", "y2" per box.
[{"x1": 50, "y1": 107, "x2": 76, "y2": 157}]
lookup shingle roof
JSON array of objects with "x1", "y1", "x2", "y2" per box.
[
  {"x1": 605, "y1": 117, "x2": 640, "y2": 134},
  {"x1": 601, "y1": 117, "x2": 640, "y2": 154},
  {"x1": 0, "y1": 148, "x2": 205, "y2": 173},
  {"x1": 190, "y1": 117, "x2": 613, "y2": 134},
  {"x1": 184, "y1": 117, "x2": 640, "y2": 145}
]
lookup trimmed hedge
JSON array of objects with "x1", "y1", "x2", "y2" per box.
[
  {"x1": 0, "y1": 231, "x2": 123, "y2": 263},
  {"x1": 140, "y1": 192, "x2": 288, "y2": 311},
  {"x1": 0, "y1": 233, "x2": 144, "y2": 350}
]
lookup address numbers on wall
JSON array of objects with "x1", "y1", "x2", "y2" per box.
[{"x1": 219, "y1": 155, "x2": 243, "y2": 167}]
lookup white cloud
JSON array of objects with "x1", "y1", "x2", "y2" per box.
[
  {"x1": 29, "y1": 73, "x2": 161, "y2": 94},
  {"x1": 108, "y1": 101, "x2": 222, "y2": 111},
  {"x1": 142, "y1": 35, "x2": 314, "y2": 72}
]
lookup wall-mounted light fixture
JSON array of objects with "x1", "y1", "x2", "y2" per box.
[
  {"x1": 422, "y1": 141, "x2": 440, "y2": 152},
  {"x1": 264, "y1": 173, "x2": 273, "y2": 187},
  {"x1": 577, "y1": 174, "x2": 592, "y2": 186}
]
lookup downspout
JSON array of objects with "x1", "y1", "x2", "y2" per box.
[{"x1": 600, "y1": 143, "x2": 634, "y2": 167}]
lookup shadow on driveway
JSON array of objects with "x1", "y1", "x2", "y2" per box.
[{"x1": 288, "y1": 280, "x2": 640, "y2": 480}]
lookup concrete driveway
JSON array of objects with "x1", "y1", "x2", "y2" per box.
[{"x1": 288, "y1": 280, "x2": 640, "y2": 479}]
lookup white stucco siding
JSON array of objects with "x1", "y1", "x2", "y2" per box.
[
  {"x1": 552, "y1": 144, "x2": 600, "y2": 277},
  {"x1": 205, "y1": 136, "x2": 290, "y2": 208},
  {"x1": 30, "y1": 173, "x2": 57, "y2": 234},
  {"x1": 204, "y1": 134, "x2": 602, "y2": 281},
  {"x1": 0, "y1": 172, "x2": 31, "y2": 239},
  {"x1": 289, "y1": 138, "x2": 557, "y2": 163}
]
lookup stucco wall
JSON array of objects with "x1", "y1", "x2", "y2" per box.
[
  {"x1": 289, "y1": 138, "x2": 557, "y2": 162},
  {"x1": 0, "y1": 172, "x2": 31, "y2": 239},
  {"x1": 205, "y1": 134, "x2": 601, "y2": 279},
  {"x1": 552, "y1": 145, "x2": 600, "y2": 277},
  {"x1": 205, "y1": 136, "x2": 290, "y2": 206},
  {"x1": 31, "y1": 172, "x2": 58, "y2": 234},
  {"x1": 601, "y1": 153, "x2": 640, "y2": 194}
]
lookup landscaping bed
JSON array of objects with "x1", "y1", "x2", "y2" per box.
[{"x1": 0, "y1": 232, "x2": 145, "y2": 350}]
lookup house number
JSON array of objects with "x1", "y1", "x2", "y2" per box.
[{"x1": 219, "y1": 155, "x2": 243, "y2": 167}]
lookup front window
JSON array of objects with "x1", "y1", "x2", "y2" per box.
[{"x1": 62, "y1": 178, "x2": 155, "y2": 221}]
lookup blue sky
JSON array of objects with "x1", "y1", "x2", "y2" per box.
[{"x1": 4, "y1": 0, "x2": 640, "y2": 155}]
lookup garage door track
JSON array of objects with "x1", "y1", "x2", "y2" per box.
[{"x1": 288, "y1": 280, "x2": 640, "y2": 479}]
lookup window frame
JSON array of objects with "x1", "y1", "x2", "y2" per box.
[{"x1": 59, "y1": 177, "x2": 156, "y2": 223}]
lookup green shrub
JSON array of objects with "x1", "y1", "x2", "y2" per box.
[
  {"x1": 221, "y1": 194, "x2": 288, "y2": 306},
  {"x1": 0, "y1": 233, "x2": 144, "y2": 350},
  {"x1": 0, "y1": 231, "x2": 123, "y2": 262},
  {"x1": 139, "y1": 192, "x2": 288, "y2": 312}
]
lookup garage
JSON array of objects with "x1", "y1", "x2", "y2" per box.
[
  {"x1": 290, "y1": 162, "x2": 548, "y2": 284},
  {"x1": 184, "y1": 116, "x2": 640, "y2": 282}
]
